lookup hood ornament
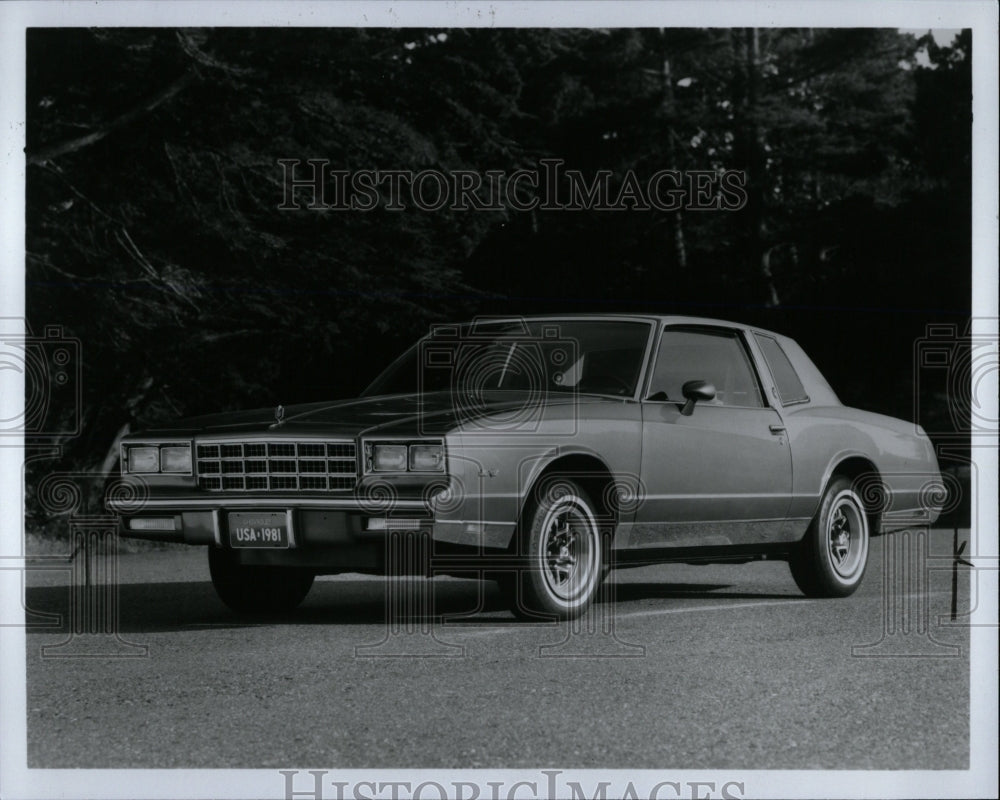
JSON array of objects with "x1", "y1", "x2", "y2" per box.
[{"x1": 270, "y1": 404, "x2": 286, "y2": 429}]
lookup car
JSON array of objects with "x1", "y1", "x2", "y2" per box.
[{"x1": 108, "y1": 314, "x2": 943, "y2": 619}]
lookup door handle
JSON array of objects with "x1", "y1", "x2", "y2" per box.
[{"x1": 769, "y1": 424, "x2": 786, "y2": 435}]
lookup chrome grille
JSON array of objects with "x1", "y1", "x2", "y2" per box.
[{"x1": 196, "y1": 440, "x2": 357, "y2": 492}]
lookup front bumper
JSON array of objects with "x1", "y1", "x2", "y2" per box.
[{"x1": 108, "y1": 494, "x2": 515, "y2": 556}]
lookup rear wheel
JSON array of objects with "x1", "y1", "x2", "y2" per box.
[
  {"x1": 789, "y1": 476, "x2": 870, "y2": 597},
  {"x1": 499, "y1": 478, "x2": 604, "y2": 620},
  {"x1": 208, "y1": 548, "x2": 314, "y2": 615}
]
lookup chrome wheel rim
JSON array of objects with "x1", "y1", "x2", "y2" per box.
[
  {"x1": 537, "y1": 495, "x2": 599, "y2": 605},
  {"x1": 827, "y1": 492, "x2": 867, "y2": 580}
]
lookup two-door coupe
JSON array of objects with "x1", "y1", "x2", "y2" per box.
[{"x1": 109, "y1": 315, "x2": 943, "y2": 619}]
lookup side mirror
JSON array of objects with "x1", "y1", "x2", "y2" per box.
[{"x1": 680, "y1": 380, "x2": 716, "y2": 416}]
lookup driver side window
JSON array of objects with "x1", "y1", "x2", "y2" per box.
[{"x1": 649, "y1": 328, "x2": 763, "y2": 408}]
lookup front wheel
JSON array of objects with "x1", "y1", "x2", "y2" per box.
[
  {"x1": 500, "y1": 478, "x2": 605, "y2": 620},
  {"x1": 789, "y1": 477, "x2": 870, "y2": 598},
  {"x1": 208, "y1": 548, "x2": 314, "y2": 615}
]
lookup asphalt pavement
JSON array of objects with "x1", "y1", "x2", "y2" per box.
[{"x1": 22, "y1": 528, "x2": 970, "y2": 769}]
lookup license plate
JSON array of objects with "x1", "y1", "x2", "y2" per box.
[{"x1": 228, "y1": 511, "x2": 289, "y2": 548}]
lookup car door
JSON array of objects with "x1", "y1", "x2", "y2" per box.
[{"x1": 628, "y1": 325, "x2": 794, "y2": 549}]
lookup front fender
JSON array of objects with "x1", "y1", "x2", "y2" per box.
[{"x1": 436, "y1": 409, "x2": 643, "y2": 549}]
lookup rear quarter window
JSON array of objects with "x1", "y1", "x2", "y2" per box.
[{"x1": 754, "y1": 334, "x2": 809, "y2": 405}]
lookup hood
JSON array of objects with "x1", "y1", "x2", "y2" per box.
[{"x1": 129, "y1": 390, "x2": 600, "y2": 439}]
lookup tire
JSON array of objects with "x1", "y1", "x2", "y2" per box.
[
  {"x1": 500, "y1": 478, "x2": 604, "y2": 620},
  {"x1": 208, "y1": 547, "x2": 315, "y2": 615},
  {"x1": 789, "y1": 476, "x2": 870, "y2": 598}
]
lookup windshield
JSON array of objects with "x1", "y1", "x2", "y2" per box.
[{"x1": 364, "y1": 319, "x2": 653, "y2": 399}]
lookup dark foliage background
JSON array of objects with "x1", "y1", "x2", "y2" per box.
[{"x1": 24, "y1": 28, "x2": 972, "y2": 527}]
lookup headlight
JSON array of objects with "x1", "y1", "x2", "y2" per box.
[
  {"x1": 366, "y1": 440, "x2": 446, "y2": 473},
  {"x1": 126, "y1": 446, "x2": 160, "y2": 473},
  {"x1": 123, "y1": 443, "x2": 192, "y2": 474},
  {"x1": 408, "y1": 444, "x2": 444, "y2": 472},
  {"x1": 372, "y1": 444, "x2": 408, "y2": 472},
  {"x1": 160, "y1": 445, "x2": 193, "y2": 473}
]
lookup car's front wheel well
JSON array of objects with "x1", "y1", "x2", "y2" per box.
[
  {"x1": 829, "y1": 456, "x2": 885, "y2": 534},
  {"x1": 511, "y1": 454, "x2": 620, "y2": 551}
]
